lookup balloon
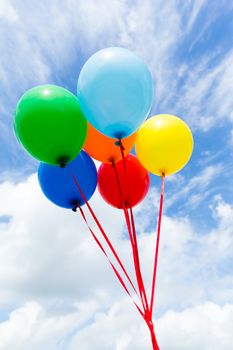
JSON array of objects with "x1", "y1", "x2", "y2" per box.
[
  {"x1": 84, "y1": 123, "x2": 136, "y2": 163},
  {"x1": 135, "y1": 114, "x2": 194, "y2": 176},
  {"x1": 77, "y1": 47, "x2": 154, "y2": 138},
  {"x1": 38, "y1": 150, "x2": 97, "y2": 209},
  {"x1": 98, "y1": 154, "x2": 150, "y2": 209},
  {"x1": 14, "y1": 85, "x2": 87, "y2": 166}
]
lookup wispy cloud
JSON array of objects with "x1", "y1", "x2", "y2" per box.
[
  {"x1": 163, "y1": 164, "x2": 223, "y2": 212},
  {"x1": 169, "y1": 50, "x2": 233, "y2": 130},
  {"x1": 0, "y1": 0, "x2": 18, "y2": 22},
  {"x1": 0, "y1": 0, "x2": 233, "y2": 176},
  {"x1": 186, "y1": 0, "x2": 208, "y2": 32}
]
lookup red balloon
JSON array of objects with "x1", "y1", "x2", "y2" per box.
[{"x1": 98, "y1": 154, "x2": 150, "y2": 209}]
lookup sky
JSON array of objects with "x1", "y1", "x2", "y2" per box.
[{"x1": 0, "y1": 0, "x2": 233, "y2": 349}]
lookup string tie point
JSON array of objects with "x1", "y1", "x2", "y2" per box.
[
  {"x1": 111, "y1": 158, "x2": 116, "y2": 167},
  {"x1": 115, "y1": 140, "x2": 121, "y2": 147},
  {"x1": 57, "y1": 155, "x2": 69, "y2": 168},
  {"x1": 118, "y1": 139, "x2": 125, "y2": 151}
]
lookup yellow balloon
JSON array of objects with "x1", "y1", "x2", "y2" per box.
[{"x1": 135, "y1": 114, "x2": 194, "y2": 176}]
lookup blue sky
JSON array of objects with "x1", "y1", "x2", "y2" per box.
[{"x1": 0, "y1": 1, "x2": 233, "y2": 349}]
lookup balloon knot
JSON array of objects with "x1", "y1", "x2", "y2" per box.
[
  {"x1": 72, "y1": 206, "x2": 77, "y2": 212},
  {"x1": 57, "y1": 156, "x2": 69, "y2": 168},
  {"x1": 118, "y1": 139, "x2": 125, "y2": 151},
  {"x1": 115, "y1": 140, "x2": 121, "y2": 147}
]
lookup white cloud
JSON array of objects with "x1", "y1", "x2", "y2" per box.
[
  {"x1": 70, "y1": 301, "x2": 233, "y2": 350},
  {"x1": 0, "y1": 174, "x2": 233, "y2": 348},
  {"x1": 158, "y1": 302, "x2": 233, "y2": 350},
  {"x1": 0, "y1": 174, "x2": 127, "y2": 304},
  {"x1": 1, "y1": 300, "x2": 233, "y2": 350},
  {"x1": 0, "y1": 299, "x2": 103, "y2": 350},
  {"x1": 0, "y1": 0, "x2": 18, "y2": 22},
  {"x1": 213, "y1": 196, "x2": 233, "y2": 227}
]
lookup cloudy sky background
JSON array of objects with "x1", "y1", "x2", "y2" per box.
[{"x1": 0, "y1": 0, "x2": 233, "y2": 349}]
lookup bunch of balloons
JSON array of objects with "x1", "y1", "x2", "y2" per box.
[{"x1": 14, "y1": 47, "x2": 193, "y2": 350}]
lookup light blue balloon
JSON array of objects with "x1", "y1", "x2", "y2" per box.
[{"x1": 77, "y1": 47, "x2": 154, "y2": 138}]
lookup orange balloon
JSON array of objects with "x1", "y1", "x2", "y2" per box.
[{"x1": 84, "y1": 123, "x2": 136, "y2": 163}]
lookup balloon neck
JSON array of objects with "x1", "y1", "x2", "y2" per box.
[
  {"x1": 70, "y1": 200, "x2": 80, "y2": 212},
  {"x1": 124, "y1": 200, "x2": 130, "y2": 209},
  {"x1": 113, "y1": 130, "x2": 127, "y2": 139},
  {"x1": 57, "y1": 156, "x2": 69, "y2": 168},
  {"x1": 116, "y1": 139, "x2": 125, "y2": 152},
  {"x1": 115, "y1": 140, "x2": 121, "y2": 147}
]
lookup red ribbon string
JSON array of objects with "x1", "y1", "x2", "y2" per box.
[
  {"x1": 71, "y1": 173, "x2": 139, "y2": 297},
  {"x1": 130, "y1": 207, "x2": 160, "y2": 350},
  {"x1": 118, "y1": 141, "x2": 150, "y2": 313},
  {"x1": 71, "y1": 148, "x2": 162, "y2": 350},
  {"x1": 78, "y1": 206, "x2": 144, "y2": 318},
  {"x1": 129, "y1": 207, "x2": 150, "y2": 316},
  {"x1": 119, "y1": 141, "x2": 160, "y2": 350},
  {"x1": 147, "y1": 319, "x2": 160, "y2": 350},
  {"x1": 112, "y1": 160, "x2": 147, "y2": 313},
  {"x1": 150, "y1": 174, "x2": 165, "y2": 318},
  {"x1": 118, "y1": 141, "x2": 127, "y2": 175}
]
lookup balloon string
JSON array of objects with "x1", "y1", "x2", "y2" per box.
[
  {"x1": 118, "y1": 141, "x2": 127, "y2": 174},
  {"x1": 70, "y1": 173, "x2": 139, "y2": 297},
  {"x1": 117, "y1": 143, "x2": 160, "y2": 349},
  {"x1": 78, "y1": 206, "x2": 144, "y2": 318},
  {"x1": 150, "y1": 174, "x2": 165, "y2": 318},
  {"x1": 111, "y1": 160, "x2": 145, "y2": 310},
  {"x1": 147, "y1": 319, "x2": 160, "y2": 350},
  {"x1": 118, "y1": 141, "x2": 150, "y2": 313},
  {"x1": 129, "y1": 219, "x2": 160, "y2": 350},
  {"x1": 130, "y1": 207, "x2": 160, "y2": 349},
  {"x1": 129, "y1": 207, "x2": 150, "y2": 316}
]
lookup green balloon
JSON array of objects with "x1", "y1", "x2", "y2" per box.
[{"x1": 14, "y1": 85, "x2": 87, "y2": 166}]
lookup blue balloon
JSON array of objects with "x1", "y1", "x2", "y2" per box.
[
  {"x1": 77, "y1": 47, "x2": 154, "y2": 139},
  {"x1": 38, "y1": 150, "x2": 97, "y2": 209}
]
